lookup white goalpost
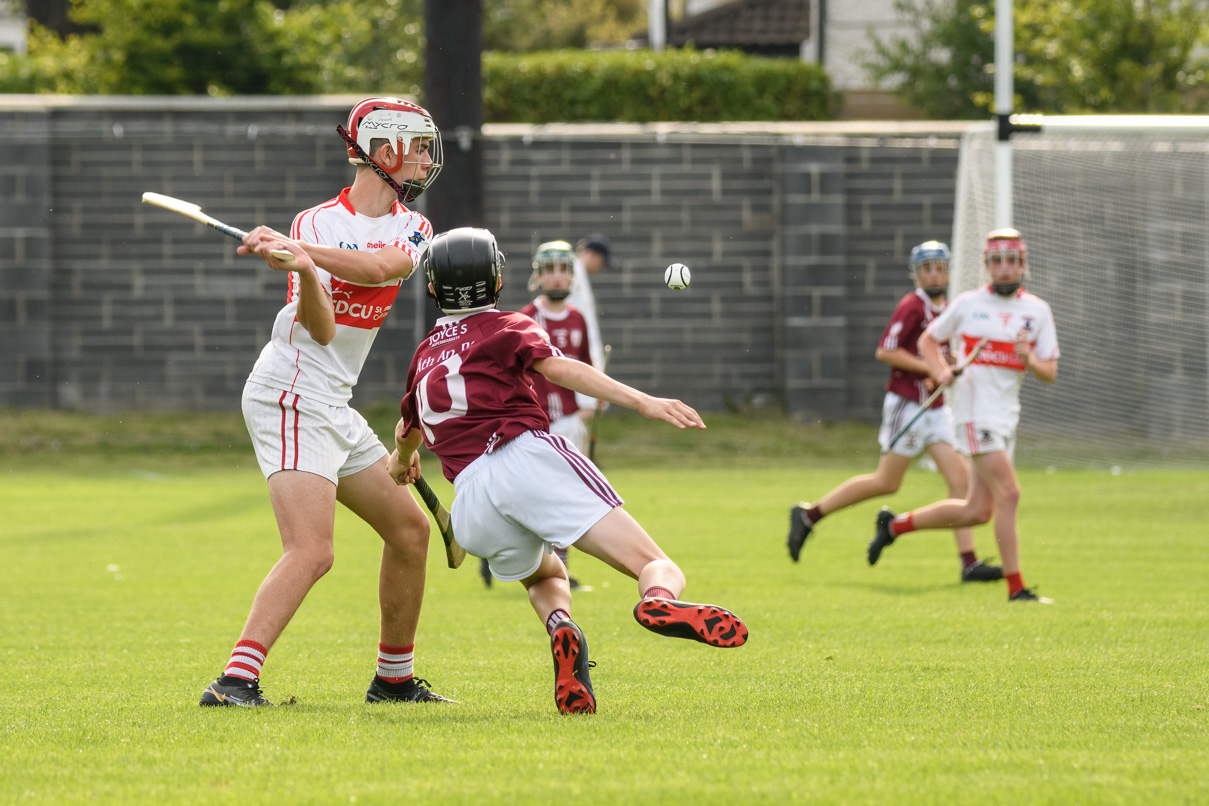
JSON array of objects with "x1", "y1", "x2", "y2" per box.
[{"x1": 952, "y1": 116, "x2": 1209, "y2": 469}]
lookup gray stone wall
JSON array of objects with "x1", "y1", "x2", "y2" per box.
[{"x1": 0, "y1": 97, "x2": 966, "y2": 422}]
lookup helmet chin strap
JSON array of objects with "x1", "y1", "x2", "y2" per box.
[
  {"x1": 991, "y1": 281, "x2": 1023, "y2": 297},
  {"x1": 336, "y1": 125, "x2": 422, "y2": 204}
]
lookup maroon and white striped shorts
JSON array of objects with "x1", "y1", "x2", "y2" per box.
[{"x1": 452, "y1": 430, "x2": 623, "y2": 581}]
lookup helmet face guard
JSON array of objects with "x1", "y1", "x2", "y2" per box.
[
  {"x1": 529, "y1": 240, "x2": 576, "y2": 299},
  {"x1": 423, "y1": 228, "x2": 505, "y2": 314},
  {"x1": 908, "y1": 240, "x2": 951, "y2": 298},
  {"x1": 342, "y1": 97, "x2": 443, "y2": 203},
  {"x1": 983, "y1": 228, "x2": 1028, "y2": 296}
]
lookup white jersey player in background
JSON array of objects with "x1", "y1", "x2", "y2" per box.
[
  {"x1": 866, "y1": 229, "x2": 1059, "y2": 603},
  {"x1": 200, "y1": 97, "x2": 454, "y2": 706}
]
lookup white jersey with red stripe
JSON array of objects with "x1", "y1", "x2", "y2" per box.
[
  {"x1": 247, "y1": 188, "x2": 432, "y2": 406},
  {"x1": 926, "y1": 284, "x2": 1059, "y2": 433}
]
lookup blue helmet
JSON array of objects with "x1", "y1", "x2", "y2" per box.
[{"x1": 909, "y1": 241, "x2": 951, "y2": 275}]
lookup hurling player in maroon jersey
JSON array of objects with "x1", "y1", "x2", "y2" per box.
[
  {"x1": 516, "y1": 239, "x2": 600, "y2": 590},
  {"x1": 786, "y1": 241, "x2": 1002, "y2": 583},
  {"x1": 388, "y1": 228, "x2": 748, "y2": 715}
]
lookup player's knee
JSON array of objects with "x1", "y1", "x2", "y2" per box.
[
  {"x1": 969, "y1": 501, "x2": 994, "y2": 524},
  {"x1": 877, "y1": 478, "x2": 902, "y2": 495},
  {"x1": 403, "y1": 502, "x2": 432, "y2": 539},
  {"x1": 302, "y1": 547, "x2": 335, "y2": 581},
  {"x1": 384, "y1": 502, "x2": 431, "y2": 549},
  {"x1": 998, "y1": 484, "x2": 1021, "y2": 510}
]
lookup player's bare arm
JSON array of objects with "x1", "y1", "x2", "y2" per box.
[
  {"x1": 241, "y1": 225, "x2": 416, "y2": 285},
  {"x1": 917, "y1": 332, "x2": 954, "y2": 387},
  {"x1": 251, "y1": 239, "x2": 335, "y2": 346},
  {"x1": 294, "y1": 242, "x2": 416, "y2": 284},
  {"x1": 875, "y1": 345, "x2": 938, "y2": 387},
  {"x1": 1015, "y1": 331, "x2": 1058, "y2": 382},
  {"x1": 387, "y1": 419, "x2": 423, "y2": 485},
  {"x1": 534, "y1": 355, "x2": 705, "y2": 430}
]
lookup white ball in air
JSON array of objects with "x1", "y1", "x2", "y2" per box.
[{"x1": 664, "y1": 263, "x2": 691, "y2": 290}]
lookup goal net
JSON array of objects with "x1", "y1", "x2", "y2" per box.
[{"x1": 952, "y1": 119, "x2": 1209, "y2": 470}]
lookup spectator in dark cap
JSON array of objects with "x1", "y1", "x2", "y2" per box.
[{"x1": 569, "y1": 234, "x2": 612, "y2": 369}]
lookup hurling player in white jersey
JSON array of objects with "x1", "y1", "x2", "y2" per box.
[
  {"x1": 866, "y1": 229, "x2": 1059, "y2": 603},
  {"x1": 199, "y1": 98, "x2": 454, "y2": 707},
  {"x1": 786, "y1": 242, "x2": 1002, "y2": 584}
]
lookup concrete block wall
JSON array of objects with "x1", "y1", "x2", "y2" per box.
[
  {"x1": 0, "y1": 98, "x2": 966, "y2": 423},
  {"x1": 489, "y1": 136, "x2": 781, "y2": 414}
]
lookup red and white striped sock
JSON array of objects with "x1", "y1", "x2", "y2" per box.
[
  {"x1": 376, "y1": 643, "x2": 415, "y2": 684},
  {"x1": 223, "y1": 640, "x2": 268, "y2": 682},
  {"x1": 546, "y1": 608, "x2": 571, "y2": 635},
  {"x1": 643, "y1": 586, "x2": 676, "y2": 600}
]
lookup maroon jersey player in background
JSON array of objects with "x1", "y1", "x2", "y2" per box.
[{"x1": 388, "y1": 228, "x2": 748, "y2": 715}]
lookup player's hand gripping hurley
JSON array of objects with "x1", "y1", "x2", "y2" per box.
[
  {"x1": 886, "y1": 337, "x2": 989, "y2": 450},
  {"x1": 141, "y1": 192, "x2": 294, "y2": 263},
  {"x1": 413, "y1": 475, "x2": 466, "y2": 569}
]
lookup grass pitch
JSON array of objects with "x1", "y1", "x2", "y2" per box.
[{"x1": 1, "y1": 411, "x2": 1206, "y2": 804}]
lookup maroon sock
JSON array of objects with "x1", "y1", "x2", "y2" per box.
[
  {"x1": 545, "y1": 608, "x2": 571, "y2": 635},
  {"x1": 643, "y1": 586, "x2": 676, "y2": 600},
  {"x1": 960, "y1": 551, "x2": 977, "y2": 571},
  {"x1": 804, "y1": 504, "x2": 824, "y2": 524}
]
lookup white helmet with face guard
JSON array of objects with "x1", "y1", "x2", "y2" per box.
[
  {"x1": 983, "y1": 228, "x2": 1028, "y2": 296},
  {"x1": 343, "y1": 97, "x2": 443, "y2": 203},
  {"x1": 528, "y1": 240, "x2": 576, "y2": 298}
]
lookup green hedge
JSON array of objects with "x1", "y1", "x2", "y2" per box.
[{"x1": 483, "y1": 48, "x2": 838, "y2": 123}]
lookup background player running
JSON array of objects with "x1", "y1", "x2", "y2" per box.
[
  {"x1": 200, "y1": 97, "x2": 453, "y2": 707},
  {"x1": 866, "y1": 229, "x2": 1059, "y2": 603},
  {"x1": 389, "y1": 227, "x2": 747, "y2": 715},
  {"x1": 480, "y1": 240, "x2": 600, "y2": 589},
  {"x1": 786, "y1": 242, "x2": 1002, "y2": 583},
  {"x1": 523, "y1": 239, "x2": 600, "y2": 586}
]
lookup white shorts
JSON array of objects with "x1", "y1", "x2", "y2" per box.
[
  {"x1": 242, "y1": 381, "x2": 387, "y2": 484},
  {"x1": 549, "y1": 412, "x2": 590, "y2": 454},
  {"x1": 956, "y1": 421, "x2": 1017, "y2": 459},
  {"x1": 451, "y1": 430, "x2": 622, "y2": 582},
  {"x1": 878, "y1": 392, "x2": 957, "y2": 457}
]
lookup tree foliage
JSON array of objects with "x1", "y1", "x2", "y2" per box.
[
  {"x1": 484, "y1": 48, "x2": 836, "y2": 123},
  {"x1": 864, "y1": 0, "x2": 1209, "y2": 117},
  {"x1": 483, "y1": 0, "x2": 645, "y2": 51},
  {"x1": 0, "y1": 0, "x2": 653, "y2": 95},
  {"x1": 0, "y1": 0, "x2": 426, "y2": 95}
]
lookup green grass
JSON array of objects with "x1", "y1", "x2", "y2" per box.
[{"x1": 1, "y1": 412, "x2": 1207, "y2": 804}]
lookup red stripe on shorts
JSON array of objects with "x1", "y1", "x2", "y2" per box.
[
  {"x1": 278, "y1": 390, "x2": 290, "y2": 469},
  {"x1": 291, "y1": 395, "x2": 300, "y2": 470}
]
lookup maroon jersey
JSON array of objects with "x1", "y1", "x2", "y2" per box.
[
  {"x1": 401, "y1": 309, "x2": 563, "y2": 481},
  {"x1": 520, "y1": 301, "x2": 592, "y2": 420},
  {"x1": 880, "y1": 288, "x2": 947, "y2": 407}
]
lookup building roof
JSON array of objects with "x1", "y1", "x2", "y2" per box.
[{"x1": 668, "y1": 0, "x2": 810, "y2": 48}]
